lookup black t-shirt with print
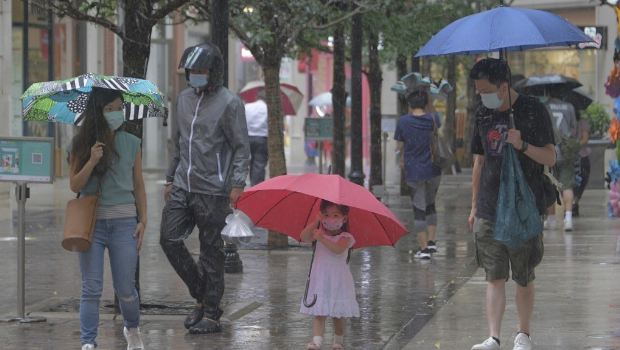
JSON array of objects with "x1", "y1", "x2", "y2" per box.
[{"x1": 471, "y1": 95, "x2": 555, "y2": 221}]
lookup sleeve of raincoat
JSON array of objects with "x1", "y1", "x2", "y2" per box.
[
  {"x1": 223, "y1": 97, "x2": 250, "y2": 188},
  {"x1": 165, "y1": 95, "x2": 182, "y2": 183}
]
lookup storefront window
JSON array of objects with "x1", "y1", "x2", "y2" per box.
[{"x1": 508, "y1": 49, "x2": 597, "y2": 96}]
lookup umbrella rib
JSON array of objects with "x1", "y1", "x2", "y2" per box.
[
  {"x1": 253, "y1": 191, "x2": 297, "y2": 227},
  {"x1": 304, "y1": 197, "x2": 321, "y2": 229},
  {"x1": 371, "y1": 212, "x2": 395, "y2": 247}
]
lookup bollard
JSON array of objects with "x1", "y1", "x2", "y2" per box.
[{"x1": 224, "y1": 242, "x2": 243, "y2": 273}]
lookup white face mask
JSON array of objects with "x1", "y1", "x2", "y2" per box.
[{"x1": 480, "y1": 91, "x2": 504, "y2": 109}]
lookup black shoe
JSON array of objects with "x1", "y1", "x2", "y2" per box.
[
  {"x1": 572, "y1": 203, "x2": 579, "y2": 217},
  {"x1": 184, "y1": 305, "x2": 204, "y2": 329},
  {"x1": 427, "y1": 240, "x2": 438, "y2": 253},
  {"x1": 189, "y1": 317, "x2": 222, "y2": 334}
]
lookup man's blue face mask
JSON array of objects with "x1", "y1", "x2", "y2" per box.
[{"x1": 189, "y1": 73, "x2": 208, "y2": 88}]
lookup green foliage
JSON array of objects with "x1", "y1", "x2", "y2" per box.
[{"x1": 580, "y1": 102, "x2": 611, "y2": 139}]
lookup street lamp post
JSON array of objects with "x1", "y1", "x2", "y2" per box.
[{"x1": 348, "y1": 11, "x2": 365, "y2": 186}]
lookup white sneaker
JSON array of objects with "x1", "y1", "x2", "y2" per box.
[
  {"x1": 543, "y1": 218, "x2": 557, "y2": 230},
  {"x1": 124, "y1": 327, "x2": 145, "y2": 350},
  {"x1": 513, "y1": 333, "x2": 532, "y2": 350},
  {"x1": 563, "y1": 218, "x2": 573, "y2": 231},
  {"x1": 472, "y1": 337, "x2": 500, "y2": 350},
  {"x1": 82, "y1": 345, "x2": 95, "y2": 350},
  {"x1": 413, "y1": 248, "x2": 431, "y2": 259}
]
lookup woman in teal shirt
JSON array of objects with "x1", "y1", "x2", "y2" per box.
[{"x1": 68, "y1": 88, "x2": 147, "y2": 350}]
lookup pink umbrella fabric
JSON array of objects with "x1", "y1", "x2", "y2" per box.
[
  {"x1": 235, "y1": 173, "x2": 408, "y2": 249},
  {"x1": 238, "y1": 80, "x2": 304, "y2": 116}
]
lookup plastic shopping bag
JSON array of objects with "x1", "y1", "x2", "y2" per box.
[
  {"x1": 221, "y1": 209, "x2": 254, "y2": 245},
  {"x1": 494, "y1": 144, "x2": 543, "y2": 249}
]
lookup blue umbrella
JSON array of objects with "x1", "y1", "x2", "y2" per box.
[{"x1": 416, "y1": 7, "x2": 594, "y2": 57}]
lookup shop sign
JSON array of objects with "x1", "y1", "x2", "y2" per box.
[
  {"x1": 577, "y1": 26, "x2": 607, "y2": 50},
  {"x1": 305, "y1": 118, "x2": 333, "y2": 141}
]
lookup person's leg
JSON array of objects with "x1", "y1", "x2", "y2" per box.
[
  {"x1": 473, "y1": 218, "x2": 510, "y2": 345},
  {"x1": 189, "y1": 194, "x2": 229, "y2": 333},
  {"x1": 78, "y1": 220, "x2": 107, "y2": 347},
  {"x1": 424, "y1": 176, "x2": 441, "y2": 245},
  {"x1": 509, "y1": 232, "x2": 543, "y2": 340},
  {"x1": 308, "y1": 316, "x2": 327, "y2": 349},
  {"x1": 574, "y1": 156, "x2": 590, "y2": 203},
  {"x1": 408, "y1": 180, "x2": 428, "y2": 250},
  {"x1": 515, "y1": 281, "x2": 535, "y2": 334},
  {"x1": 486, "y1": 279, "x2": 506, "y2": 338},
  {"x1": 159, "y1": 187, "x2": 202, "y2": 300},
  {"x1": 332, "y1": 317, "x2": 345, "y2": 347},
  {"x1": 249, "y1": 136, "x2": 268, "y2": 186},
  {"x1": 108, "y1": 217, "x2": 141, "y2": 329}
]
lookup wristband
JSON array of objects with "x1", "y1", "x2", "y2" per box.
[{"x1": 520, "y1": 141, "x2": 529, "y2": 152}]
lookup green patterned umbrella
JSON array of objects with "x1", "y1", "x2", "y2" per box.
[{"x1": 21, "y1": 73, "x2": 168, "y2": 126}]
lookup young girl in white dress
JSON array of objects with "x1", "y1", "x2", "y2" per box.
[{"x1": 300, "y1": 200, "x2": 360, "y2": 350}]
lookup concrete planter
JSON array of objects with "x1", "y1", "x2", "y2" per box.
[{"x1": 585, "y1": 139, "x2": 611, "y2": 190}]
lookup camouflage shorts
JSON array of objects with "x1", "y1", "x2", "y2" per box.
[{"x1": 473, "y1": 217, "x2": 544, "y2": 287}]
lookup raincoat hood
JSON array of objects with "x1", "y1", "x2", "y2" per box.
[{"x1": 179, "y1": 43, "x2": 224, "y2": 93}]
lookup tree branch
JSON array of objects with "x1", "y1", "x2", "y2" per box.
[
  {"x1": 310, "y1": 5, "x2": 370, "y2": 30},
  {"x1": 152, "y1": 0, "x2": 191, "y2": 21},
  {"x1": 52, "y1": 0, "x2": 123, "y2": 38}
]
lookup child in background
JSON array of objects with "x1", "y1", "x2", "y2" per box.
[{"x1": 300, "y1": 200, "x2": 359, "y2": 350}]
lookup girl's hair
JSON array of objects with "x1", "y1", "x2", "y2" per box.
[
  {"x1": 71, "y1": 88, "x2": 124, "y2": 177},
  {"x1": 407, "y1": 90, "x2": 428, "y2": 110}
]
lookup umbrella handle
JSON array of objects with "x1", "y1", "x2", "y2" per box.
[{"x1": 302, "y1": 241, "x2": 318, "y2": 308}]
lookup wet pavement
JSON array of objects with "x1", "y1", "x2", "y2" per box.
[{"x1": 0, "y1": 163, "x2": 619, "y2": 350}]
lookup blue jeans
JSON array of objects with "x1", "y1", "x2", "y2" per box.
[{"x1": 79, "y1": 217, "x2": 140, "y2": 346}]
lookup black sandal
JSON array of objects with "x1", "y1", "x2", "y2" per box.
[
  {"x1": 183, "y1": 305, "x2": 204, "y2": 329},
  {"x1": 189, "y1": 317, "x2": 222, "y2": 334}
]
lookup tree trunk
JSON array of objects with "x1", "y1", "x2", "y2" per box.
[
  {"x1": 396, "y1": 53, "x2": 410, "y2": 196},
  {"x1": 367, "y1": 30, "x2": 382, "y2": 190},
  {"x1": 444, "y1": 55, "x2": 457, "y2": 172},
  {"x1": 263, "y1": 57, "x2": 289, "y2": 248},
  {"x1": 348, "y1": 12, "x2": 365, "y2": 186},
  {"x1": 122, "y1": 0, "x2": 155, "y2": 139},
  {"x1": 332, "y1": 25, "x2": 346, "y2": 178},
  {"x1": 463, "y1": 55, "x2": 478, "y2": 167}
]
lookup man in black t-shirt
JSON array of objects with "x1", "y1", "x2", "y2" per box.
[{"x1": 468, "y1": 59, "x2": 556, "y2": 350}]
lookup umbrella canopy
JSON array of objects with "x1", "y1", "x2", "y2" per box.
[
  {"x1": 513, "y1": 74, "x2": 582, "y2": 96},
  {"x1": 235, "y1": 173, "x2": 408, "y2": 249},
  {"x1": 552, "y1": 87, "x2": 594, "y2": 113},
  {"x1": 308, "y1": 91, "x2": 351, "y2": 107},
  {"x1": 21, "y1": 73, "x2": 168, "y2": 126},
  {"x1": 416, "y1": 7, "x2": 594, "y2": 57},
  {"x1": 390, "y1": 72, "x2": 453, "y2": 100},
  {"x1": 239, "y1": 80, "x2": 304, "y2": 116}
]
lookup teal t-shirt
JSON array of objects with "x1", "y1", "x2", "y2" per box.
[{"x1": 68, "y1": 131, "x2": 141, "y2": 206}]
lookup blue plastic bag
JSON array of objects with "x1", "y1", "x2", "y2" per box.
[{"x1": 494, "y1": 144, "x2": 543, "y2": 249}]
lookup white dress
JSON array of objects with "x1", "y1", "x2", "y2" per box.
[{"x1": 299, "y1": 232, "x2": 360, "y2": 318}]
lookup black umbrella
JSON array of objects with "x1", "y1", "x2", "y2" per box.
[
  {"x1": 553, "y1": 87, "x2": 594, "y2": 112},
  {"x1": 513, "y1": 74, "x2": 582, "y2": 96}
]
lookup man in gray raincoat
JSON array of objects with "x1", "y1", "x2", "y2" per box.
[{"x1": 160, "y1": 43, "x2": 250, "y2": 334}]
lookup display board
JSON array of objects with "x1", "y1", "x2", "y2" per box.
[
  {"x1": 304, "y1": 118, "x2": 334, "y2": 141},
  {"x1": 0, "y1": 137, "x2": 54, "y2": 183}
]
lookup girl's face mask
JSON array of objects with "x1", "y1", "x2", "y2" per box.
[
  {"x1": 103, "y1": 111, "x2": 124, "y2": 130},
  {"x1": 322, "y1": 218, "x2": 344, "y2": 231}
]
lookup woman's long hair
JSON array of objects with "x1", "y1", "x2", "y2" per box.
[{"x1": 71, "y1": 88, "x2": 124, "y2": 177}]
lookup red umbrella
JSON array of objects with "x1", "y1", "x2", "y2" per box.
[
  {"x1": 238, "y1": 80, "x2": 304, "y2": 116},
  {"x1": 235, "y1": 173, "x2": 408, "y2": 249}
]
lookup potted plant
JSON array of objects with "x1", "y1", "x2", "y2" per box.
[
  {"x1": 579, "y1": 102, "x2": 612, "y2": 189},
  {"x1": 580, "y1": 102, "x2": 610, "y2": 139}
]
